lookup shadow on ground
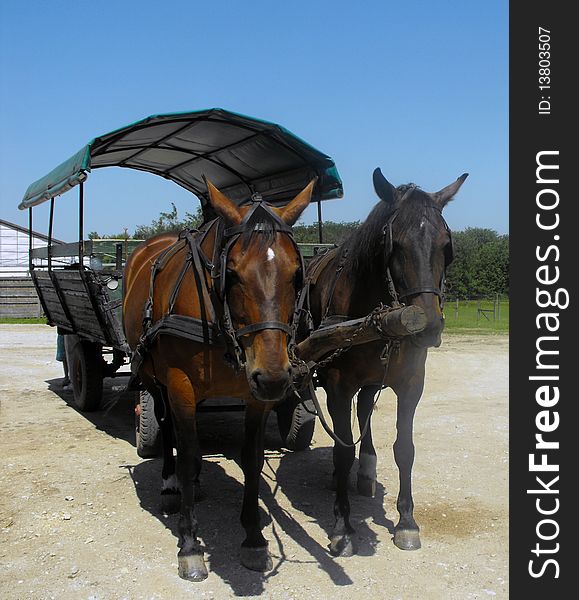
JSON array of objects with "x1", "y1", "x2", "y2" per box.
[
  {"x1": 46, "y1": 377, "x2": 395, "y2": 596},
  {"x1": 47, "y1": 374, "x2": 137, "y2": 446}
]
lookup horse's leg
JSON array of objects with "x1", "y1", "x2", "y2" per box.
[
  {"x1": 139, "y1": 372, "x2": 181, "y2": 513},
  {"x1": 326, "y1": 375, "x2": 358, "y2": 556},
  {"x1": 155, "y1": 385, "x2": 181, "y2": 514},
  {"x1": 166, "y1": 370, "x2": 207, "y2": 581},
  {"x1": 239, "y1": 400, "x2": 273, "y2": 572},
  {"x1": 356, "y1": 385, "x2": 381, "y2": 498},
  {"x1": 392, "y1": 375, "x2": 424, "y2": 551}
]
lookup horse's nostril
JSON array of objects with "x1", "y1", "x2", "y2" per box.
[
  {"x1": 249, "y1": 367, "x2": 292, "y2": 402},
  {"x1": 251, "y1": 369, "x2": 263, "y2": 387}
]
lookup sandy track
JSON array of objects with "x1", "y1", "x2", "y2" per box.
[{"x1": 0, "y1": 325, "x2": 508, "y2": 599}]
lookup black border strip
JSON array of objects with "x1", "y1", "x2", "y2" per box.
[{"x1": 510, "y1": 3, "x2": 575, "y2": 596}]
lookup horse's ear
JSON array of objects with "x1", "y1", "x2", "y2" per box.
[
  {"x1": 432, "y1": 173, "x2": 469, "y2": 208},
  {"x1": 373, "y1": 168, "x2": 395, "y2": 206},
  {"x1": 205, "y1": 178, "x2": 242, "y2": 225},
  {"x1": 278, "y1": 178, "x2": 316, "y2": 226}
]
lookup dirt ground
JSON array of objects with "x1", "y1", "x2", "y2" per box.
[{"x1": 0, "y1": 325, "x2": 508, "y2": 600}]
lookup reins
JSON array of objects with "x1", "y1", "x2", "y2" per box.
[{"x1": 293, "y1": 316, "x2": 400, "y2": 450}]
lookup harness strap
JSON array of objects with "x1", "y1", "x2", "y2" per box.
[
  {"x1": 187, "y1": 231, "x2": 217, "y2": 323},
  {"x1": 297, "y1": 339, "x2": 396, "y2": 449},
  {"x1": 146, "y1": 314, "x2": 224, "y2": 346},
  {"x1": 218, "y1": 234, "x2": 241, "y2": 301},
  {"x1": 321, "y1": 246, "x2": 349, "y2": 322},
  {"x1": 235, "y1": 321, "x2": 292, "y2": 338},
  {"x1": 306, "y1": 247, "x2": 338, "y2": 286},
  {"x1": 167, "y1": 250, "x2": 192, "y2": 314},
  {"x1": 130, "y1": 313, "x2": 225, "y2": 377},
  {"x1": 398, "y1": 286, "x2": 443, "y2": 300}
]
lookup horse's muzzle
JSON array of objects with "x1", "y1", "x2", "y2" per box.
[
  {"x1": 411, "y1": 317, "x2": 444, "y2": 348},
  {"x1": 249, "y1": 367, "x2": 292, "y2": 402}
]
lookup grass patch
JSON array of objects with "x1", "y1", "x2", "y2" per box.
[
  {"x1": 445, "y1": 328, "x2": 508, "y2": 336},
  {"x1": 0, "y1": 317, "x2": 48, "y2": 325},
  {"x1": 444, "y1": 299, "x2": 509, "y2": 334},
  {"x1": 0, "y1": 300, "x2": 509, "y2": 334}
]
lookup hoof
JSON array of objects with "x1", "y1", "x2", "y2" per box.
[
  {"x1": 240, "y1": 545, "x2": 273, "y2": 572},
  {"x1": 329, "y1": 533, "x2": 355, "y2": 557},
  {"x1": 178, "y1": 552, "x2": 208, "y2": 581},
  {"x1": 160, "y1": 491, "x2": 181, "y2": 514},
  {"x1": 357, "y1": 476, "x2": 376, "y2": 498},
  {"x1": 394, "y1": 529, "x2": 421, "y2": 551}
]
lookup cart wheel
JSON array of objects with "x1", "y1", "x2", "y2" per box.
[
  {"x1": 136, "y1": 390, "x2": 161, "y2": 458},
  {"x1": 68, "y1": 338, "x2": 103, "y2": 412},
  {"x1": 276, "y1": 397, "x2": 316, "y2": 451}
]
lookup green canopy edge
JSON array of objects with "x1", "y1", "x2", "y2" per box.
[
  {"x1": 20, "y1": 145, "x2": 92, "y2": 209},
  {"x1": 19, "y1": 108, "x2": 343, "y2": 210}
]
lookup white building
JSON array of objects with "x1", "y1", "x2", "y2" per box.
[{"x1": 0, "y1": 218, "x2": 63, "y2": 277}]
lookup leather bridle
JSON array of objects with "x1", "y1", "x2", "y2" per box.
[
  {"x1": 382, "y1": 187, "x2": 454, "y2": 309},
  {"x1": 209, "y1": 197, "x2": 304, "y2": 368},
  {"x1": 133, "y1": 196, "x2": 304, "y2": 376}
]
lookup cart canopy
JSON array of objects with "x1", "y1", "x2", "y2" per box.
[{"x1": 19, "y1": 108, "x2": 343, "y2": 211}]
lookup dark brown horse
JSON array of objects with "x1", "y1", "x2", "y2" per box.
[
  {"x1": 123, "y1": 179, "x2": 314, "y2": 580},
  {"x1": 305, "y1": 168, "x2": 467, "y2": 556}
]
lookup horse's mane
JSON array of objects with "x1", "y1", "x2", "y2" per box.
[{"x1": 344, "y1": 185, "x2": 440, "y2": 274}]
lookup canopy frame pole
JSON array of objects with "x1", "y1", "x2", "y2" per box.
[
  {"x1": 78, "y1": 182, "x2": 84, "y2": 267},
  {"x1": 47, "y1": 198, "x2": 55, "y2": 270},
  {"x1": 317, "y1": 199, "x2": 323, "y2": 244},
  {"x1": 28, "y1": 208, "x2": 33, "y2": 273}
]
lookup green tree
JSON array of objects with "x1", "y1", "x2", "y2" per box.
[
  {"x1": 133, "y1": 204, "x2": 204, "y2": 239},
  {"x1": 91, "y1": 204, "x2": 204, "y2": 240},
  {"x1": 90, "y1": 205, "x2": 508, "y2": 300},
  {"x1": 88, "y1": 229, "x2": 130, "y2": 240},
  {"x1": 292, "y1": 220, "x2": 360, "y2": 244},
  {"x1": 446, "y1": 228, "x2": 509, "y2": 298},
  {"x1": 472, "y1": 236, "x2": 509, "y2": 296}
]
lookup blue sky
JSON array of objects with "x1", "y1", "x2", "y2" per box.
[{"x1": 0, "y1": 0, "x2": 507, "y2": 241}]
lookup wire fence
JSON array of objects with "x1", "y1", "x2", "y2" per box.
[{"x1": 444, "y1": 294, "x2": 509, "y2": 332}]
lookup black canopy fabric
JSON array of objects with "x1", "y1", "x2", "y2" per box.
[{"x1": 20, "y1": 108, "x2": 343, "y2": 210}]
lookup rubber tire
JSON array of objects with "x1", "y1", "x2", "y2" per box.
[
  {"x1": 276, "y1": 398, "x2": 316, "y2": 451},
  {"x1": 136, "y1": 390, "x2": 162, "y2": 458},
  {"x1": 68, "y1": 338, "x2": 103, "y2": 412}
]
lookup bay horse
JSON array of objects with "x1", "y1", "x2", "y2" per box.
[
  {"x1": 123, "y1": 179, "x2": 314, "y2": 580},
  {"x1": 304, "y1": 168, "x2": 467, "y2": 556}
]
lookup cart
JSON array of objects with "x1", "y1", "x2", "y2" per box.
[{"x1": 18, "y1": 108, "x2": 345, "y2": 452}]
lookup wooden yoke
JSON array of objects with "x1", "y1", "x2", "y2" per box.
[{"x1": 295, "y1": 305, "x2": 427, "y2": 364}]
